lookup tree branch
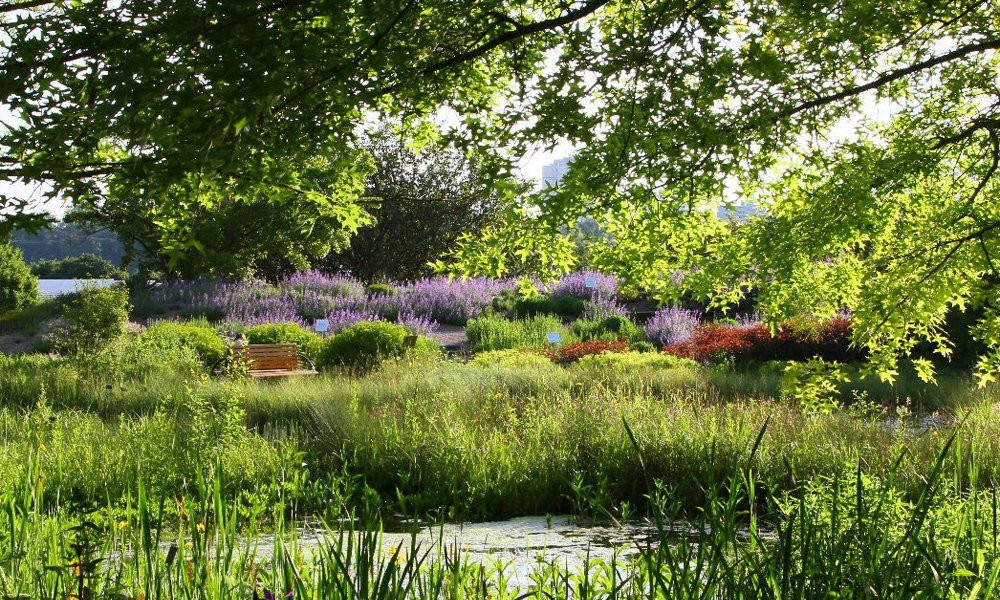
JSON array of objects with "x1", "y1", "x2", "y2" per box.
[
  {"x1": 0, "y1": 0, "x2": 54, "y2": 14},
  {"x1": 422, "y1": 0, "x2": 611, "y2": 75},
  {"x1": 782, "y1": 38, "x2": 1000, "y2": 118}
]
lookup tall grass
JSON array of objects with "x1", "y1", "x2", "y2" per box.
[{"x1": 466, "y1": 314, "x2": 576, "y2": 352}]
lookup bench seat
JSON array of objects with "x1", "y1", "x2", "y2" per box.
[
  {"x1": 213, "y1": 343, "x2": 318, "y2": 378},
  {"x1": 248, "y1": 368, "x2": 319, "y2": 378}
]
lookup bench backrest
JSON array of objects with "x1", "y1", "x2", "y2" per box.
[{"x1": 233, "y1": 344, "x2": 299, "y2": 371}]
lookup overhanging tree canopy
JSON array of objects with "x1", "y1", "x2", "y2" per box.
[{"x1": 2, "y1": 0, "x2": 999, "y2": 378}]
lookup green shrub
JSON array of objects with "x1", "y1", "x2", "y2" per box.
[
  {"x1": 245, "y1": 322, "x2": 324, "y2": 359},
  {"x1": 0, "y1": 241, "x2": 40, "y2": 312},
  {"x1": 139, "y1": 320, "x2": 228, "y2": 365},
  {"x1": 48, "y1": 286, "x2": 130, "y2": 353},
  {"x1": 318, "y1": 321, "x2": 438, "y2": 370},
  {"x1": 365, "y1": 283, "x2": 396, "y2": 296},
  {"x1": 471, "y1": 349, "x2": 555, "y2": 369},
  {"x1": 572, "y1": 315, "x2": 645, "y2": 342},
  {"x1": 491, "y1": 291, "x2": 585, "y2": 319},
  {"x1": 466, "y1": 314, "x2": 574, "y2": 352}
]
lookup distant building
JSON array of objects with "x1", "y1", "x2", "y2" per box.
[{"x1": 542, "y1": 157, "x2": 571, "y2": 187}]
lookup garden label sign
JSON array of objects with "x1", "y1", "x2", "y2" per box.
[
  {"x1": 546, "y1": 332, "x2": 563, "y2": 344},
  {"x1": 585, "y1": 276, "x2": 597, "y2": 289},
  {"x1": 315, "y1": 319, "x2": 329, "y2": 334}
]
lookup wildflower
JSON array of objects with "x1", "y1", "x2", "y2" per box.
[
  {"x1": 197, "y1": 522, "x2": 206, "y2": 533},
  {"x1": 117, "y1": 520, "x2": 129, "y2": 531},
  {"x1": 38, "y1": 442, "x2": 46, "y2": 452}
]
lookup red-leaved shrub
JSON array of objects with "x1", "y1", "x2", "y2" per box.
[
  {"x1": 549, "y1": 340, "x2": 631, "y2": 364},
  {"x1": 664, "y1": 318, "x2": 859, "y2": 364}
]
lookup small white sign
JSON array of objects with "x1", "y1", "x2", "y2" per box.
[
  {"x1": 546, "y1": 332, "x2": 563, "y2": 344},
  {"x1": 315, "y1": 319, "x2": 330, "y2": 333},
  {"x1": 584, "y1": 276, "x2": 598, "y2": 289}
]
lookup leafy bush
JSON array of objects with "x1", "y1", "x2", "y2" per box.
[
  {"x1": 245, "y1": 322, "x2": 324, "y2": 359},
  {"x1": 471, "y1": 349, "x2": 554, "y2": 369},
  {"x1": 572, "y1": 315, "x2": 645, "y2": 342},
  {"x1": 466, "y1": 314, "x2": 573, "y2": 352},
  {"x1": 664, "y1": 318, "x2": 859, "y2": 364},
  {"x1": 492, "y1": 290, "x2": 586, "y2": 319},
  {"x1": 518, "y1": 295, "x2": 585, "y2": 318},
  {"x1": 549, "y1": 340, "x2": 631, "y2": 364},
  {"x1": 0, "y1": 241, "x2": 40, "y2": 312},
  {"x1": 139, "y1": 321, "x2": 228, "y2": 365},
  {"x1": 318, "y1": 321, "x2": 439, "y2": 370},
  {"x1": 29, "y1": 253, "x2": 125, "y2": 279},
  {"x1": 47, "y1": 286, "x2": 131, "y2": 353},
  {"x1": 366, "y1": 283, "x2": 395, "y2": 296}
]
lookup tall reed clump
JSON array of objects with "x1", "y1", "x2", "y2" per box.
[{"x1": 466, "y1": 314, "x2": 574, "y2": 352}]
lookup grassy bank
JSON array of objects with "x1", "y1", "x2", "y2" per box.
[{"x1": 1, "y1": 352, "x2": 998, "y2": 520}]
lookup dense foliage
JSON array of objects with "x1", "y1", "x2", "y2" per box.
[{"x1": 0, "y1": 239, "x2": 39, "y2": 313}]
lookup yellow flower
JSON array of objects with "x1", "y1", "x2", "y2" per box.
[
  {"x1": 117, "y1": 520, "x2": 129, "y2": 532},
  {"x1": 197, "y1": 522, "x2": 206, "y2": 533},
  {"x1": 38, "y1": 442, "x2": 46, "y2": 452}
]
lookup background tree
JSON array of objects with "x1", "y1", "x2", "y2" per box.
[
  {"x1": 323, "y1": 131, "x2": 512, "y2": 282},
  {"x1": 0, "y1": 237, "x2": 39, "y2": 312},
  {"x1": 13, "y1": 223, "x2": 126, "y2": 264},
  {"x1": 29, "y1": 253, "x2": 125, "y2": 279}
]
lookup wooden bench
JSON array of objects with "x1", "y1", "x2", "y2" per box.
[{"x1": 212, "y1": 343, "x2": 318, "y2": 378}]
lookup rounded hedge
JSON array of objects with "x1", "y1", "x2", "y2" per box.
[
  {"x1": 0, "y1": 241, "x2": 40, "y2": 313},
  {"x1": 245, "y1": 322, "x2": 324, "y2": 359},
  {"x1": 139, "y1": 321, "x2": 228, "y2": 365},
  {"x1": 318, "y1": 321, "x2": 439, "y2": 370}
]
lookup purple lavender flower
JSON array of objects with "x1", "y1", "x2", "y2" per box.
[
  {"x1": 645, "y1": 306, "x2": 701, "y2": 347},
  {"x1": 323, "y1": 308, "x2": 384, "y2": 333},
  {"x1": 394, "y1": 311, "x2": 440, "y2": 336},
  {"x1": 280, "y1": 270, "x2": 364, "y2": 298},
  {"x1": 548, "y1": 270, "x2": 621, "y2": 300},
  {"x1": 584, "y1": 297, "x2": 629, "y2": 319}
]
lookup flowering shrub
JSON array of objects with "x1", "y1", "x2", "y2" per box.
[
  {"x1": 548, "y1": 340, "x2": 631, "y2": 364},
  {"x1": 664, "y1": 318, "x2": 859, "y2": 364},
  {"x1": 645, "y1": 307, "x2": 701, "y2": 347},
  {"x1": 393, "y1": 277, "x2": 514, "y2": 324},
  {"x1": 138, "y1": 274, "x2": 518, "y2": 330},
  {"x1": 547, "y1": 270, "x2": 621, "y2": 300},
  {"x1": 279, "y1": 270, "x2": 364, "y2": 298}
]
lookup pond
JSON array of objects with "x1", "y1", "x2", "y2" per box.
[{"x1": 252, "y1": 515, "x2": 668, "y2": 586}]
